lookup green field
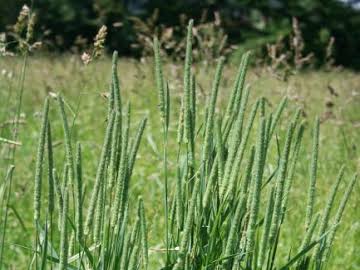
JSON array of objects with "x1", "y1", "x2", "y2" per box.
[{"x1": 0, "y1": 54, "x2": 359, "y2": 269}]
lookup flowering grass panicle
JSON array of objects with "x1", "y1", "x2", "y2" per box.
[{"x1": 26, "y1": 19, "x2": 357, "y2": 270}]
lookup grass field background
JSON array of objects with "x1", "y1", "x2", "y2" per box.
[{"x1": 0, "y1": 55, "x2": 359, "y2": 269}]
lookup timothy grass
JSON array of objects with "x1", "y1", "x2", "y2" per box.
[
  {"x1": 28, "y1": 52, "x2": 148, "y2": 269},
  {"x1": 0, "y1": 25, "x2": 359, "y2": 270},
  {"x1": 150, "y1": 21, "x2": 357, "y2": 270}
]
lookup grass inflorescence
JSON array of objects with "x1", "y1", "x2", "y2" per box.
[
  {"x1": 30, "y1": 51, "x2": 148, "y2": 269},
  {"x1": 151, "y1": 20, "x2": 357, "y2": 270},
  {"x1": 11, "y1": 19, "x2": 357, "y2": 270}
]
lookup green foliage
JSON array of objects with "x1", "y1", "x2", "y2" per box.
[
  {"x1": 153, "y1": 20, "x2": 357, "y2": 270},
  {"x1": 0, "y1": 18, "x2": 358, "y2": 270},
  {"x1": 2, "y1": 0, "x2": 360, "y2": 68},
  {"x1": 29, "y1": 52, "x2": 148, "y2": 269}
]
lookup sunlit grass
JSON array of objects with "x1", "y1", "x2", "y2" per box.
[{"x1": 0, "y1": 44, "x2": 359, "y2": 268}]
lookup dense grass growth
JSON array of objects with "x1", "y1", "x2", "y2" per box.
[
  {"x1": 29, "y1": 52, "x2": 149, "y2": 269},
  {"x1": 0, "y1": 22, "x2": 359, "y2": 269},
  {"x1": 150, "y1": 20, "x2": 357, "y2": 269}
]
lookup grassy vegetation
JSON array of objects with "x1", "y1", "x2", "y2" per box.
[{"x1": 0, "y1": 31, "x2": 359, "y2": 268}]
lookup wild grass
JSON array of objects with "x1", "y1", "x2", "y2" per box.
[
  {"x1": 0, "y1": 21, "x2": 359, "y2": 269},
  {"x1": 149, "y1": 21, "x2": 357, "y2": 269},
  {"x1": 0, "y1": 5, "x2": 34, "y2": 270},
  {"x1": 23, "y1": 52, "x2": 149, "y2": 269}
]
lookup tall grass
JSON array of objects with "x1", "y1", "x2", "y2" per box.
[
  {"x1": 153, "y1": 20, "x2": 357, "y2": 270},
  {"x1": 30, "y1": 52, "x2": 148, "y2": 269},
  {"x1": 8, "y1": 19, "x2": 356, "y2": 269},
  {"x1": 0, "y1": 4, "x2": 35, "y2": 270}
]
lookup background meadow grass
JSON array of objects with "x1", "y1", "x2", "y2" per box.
[{"x1": 0, "y1": 55, "x2": 359, "y2": 269}]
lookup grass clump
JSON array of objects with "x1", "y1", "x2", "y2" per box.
[
  {"x1": 30, "y1": 52, "x2": 148, "y2": 269},
  {"x1": 18, "y1": 20, "x2": 357, "y2": 270},
  {"x1": 153, "y1": 20, "x2": 357, "y2": 270}
]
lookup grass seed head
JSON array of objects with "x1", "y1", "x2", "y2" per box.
[{"x1": 34, "y1": 97, "x2": 49, "y2": 222}]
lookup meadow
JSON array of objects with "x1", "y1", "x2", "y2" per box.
[{"x1": 0, "y1": 37, "x2": 359, "y2": 269}]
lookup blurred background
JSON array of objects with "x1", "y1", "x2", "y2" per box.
[
  {"x1": 1, "y1": 0, "x2": 360, "y2": 69},
  {"x1": 1, "y1": 1, "x2": 360, "y2": 269}
]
